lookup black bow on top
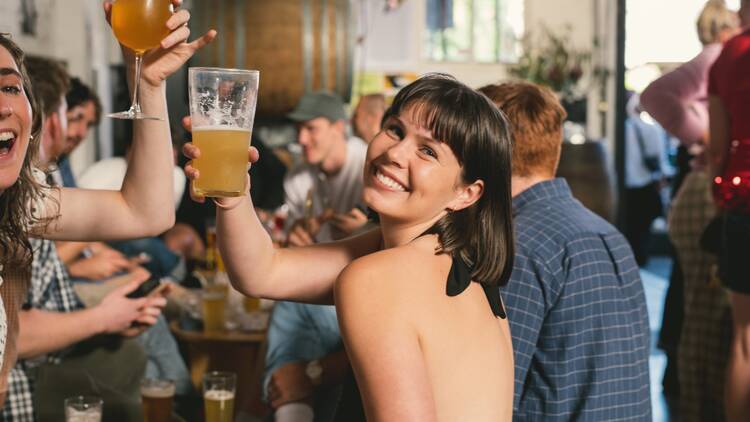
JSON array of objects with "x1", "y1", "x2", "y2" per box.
[{"x1": 446, "y1": 255, "x2": 506, "y2": 319}]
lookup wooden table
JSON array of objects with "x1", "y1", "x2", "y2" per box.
[{"x1": 170, "y1": 321, "x2": 269, "y2": 418}]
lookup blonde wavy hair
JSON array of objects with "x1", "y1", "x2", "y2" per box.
[
  {"x1": 697, "y1": 0, "x2": 739, "y2": 45},
  {"x1": 0, "y1": 34, "x2": 46, "y2": 265}
]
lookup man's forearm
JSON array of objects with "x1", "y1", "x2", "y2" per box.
[{"x1": 17, "y1": 308, "x2": 104, "y2": 359}]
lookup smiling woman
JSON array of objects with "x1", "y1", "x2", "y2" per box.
[
  {"x1": 0, "y1": 0, "x2": 215, "y2": 405},
  {"x1": 185, "y1": 73, "x2": 517, "y2": 421},
  {"x1": 0, "y1": 34, "x2": 43, "y2": 265}
]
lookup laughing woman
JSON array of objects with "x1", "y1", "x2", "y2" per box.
[
  {"x1": 0, "y1": 1, "x2": 214, "y2": 403},
  {"x1": 187, "y1": 74, "x2": 515, "y2": 421}
]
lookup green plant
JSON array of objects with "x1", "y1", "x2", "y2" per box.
[{"x1": 509, "y1": 26, "x2": 591, "y2": 99}]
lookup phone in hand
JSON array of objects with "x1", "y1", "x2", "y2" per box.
[{"x1": 126, "y1": 278, "x2": 164, "y2": 299}]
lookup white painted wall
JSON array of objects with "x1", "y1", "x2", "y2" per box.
[
  {"x1": 358, "y1": 0, "x2": 604, "y2": 134},
  {"x1": 0, "y1": 0, "x2": 117, "y2": 177}
]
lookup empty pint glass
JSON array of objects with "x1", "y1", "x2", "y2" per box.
[
  {"x1": 141, "y1": 378, "x2": 175, "y2": 422},
  {"x1": 203, "y1": 371, "x2": 236, "y2": 422},
  {"x1": 189, "y1": 68, "x2": 259, "y2": 198}
]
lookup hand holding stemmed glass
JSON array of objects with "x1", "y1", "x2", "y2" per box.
[{"x1": 104, "y1": 0, "x2": 216, "y2": 120}]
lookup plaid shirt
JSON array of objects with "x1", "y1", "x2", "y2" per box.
[
  {"x1": 501, "y1": 179, "x2": 652, "y2": 421},
  {"x1": 1, "y1": 239, "x2": 84, "y2": 421}
]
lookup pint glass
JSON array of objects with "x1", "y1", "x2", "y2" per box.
[
  {"x1": 202, "y1": 283, "x2": 228, "y2": 333},
  {"x1": 189, "y1": 68, "x2": 259, "y2": 198},
  {"x1": 64, "y1": 396, "x2": 103, "y2": 422},
  {"x1": 203, "y1": 371, "x2": 236, "y2": 422},
  {"x1": 141, "y1": 378, "x2": 175, "y2": 422}
]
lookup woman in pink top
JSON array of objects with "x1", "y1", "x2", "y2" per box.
[{"x1": 640, "y1": 2, "x2": 739, "y2": 420}]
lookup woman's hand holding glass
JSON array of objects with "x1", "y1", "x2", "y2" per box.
[
  {"x1": 103, "y1": 0, "x2": 217, "y2": 118},
  {"x1": 181, "y1": 116, "x2": 259, "y2": 208}
]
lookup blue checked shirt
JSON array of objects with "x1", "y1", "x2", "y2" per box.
[
  {"x1": 1, "y1": 239, "x2": 84, "y2": 421},
  {"x1": 501, "y1": 179, "x2": 651, "y2": 421}
]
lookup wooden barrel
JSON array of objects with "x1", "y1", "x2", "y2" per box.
[
  {"x1": 556, "y1": 141, "x2": 616, "y2": 222},
  {"x1": 193, "y1": 0, "x2": 355, "y2": 117}
]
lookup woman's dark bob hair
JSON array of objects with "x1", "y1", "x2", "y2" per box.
[{"x1": 383, "y1": 73, "x2": 515, "y2": 287}]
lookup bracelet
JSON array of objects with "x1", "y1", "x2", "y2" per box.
[{"x1": 212, "y1": 197, "x2": 244, "y2": 210}]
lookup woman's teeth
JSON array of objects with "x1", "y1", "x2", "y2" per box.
[
  {"x1": 376, "y1": 170, "x2": 406, "y2": 191},
  {"x1": 0, "y1": 133, "x2": 15, "y2": 155}
]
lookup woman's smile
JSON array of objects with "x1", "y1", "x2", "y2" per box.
[
  {"x1": 0, "y1": 129, "x2": 17, "y2": 157},
  {"x1": 373, "y1": 166, "x2": 409, "y2": 192}
]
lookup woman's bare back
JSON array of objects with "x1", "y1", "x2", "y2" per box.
[{"x1": 336, "y1": 236, "x2": 514, "y2": 421}]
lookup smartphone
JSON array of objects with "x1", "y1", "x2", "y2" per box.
[{"x1": 126, "y1": 278, "x2": 164, "y2": 299}]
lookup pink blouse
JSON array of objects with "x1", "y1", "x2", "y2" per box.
[{"x1": 640, "y1": 43, "x2": 723, "y2": 146}]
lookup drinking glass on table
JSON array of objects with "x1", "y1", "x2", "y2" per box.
[
  {"x1": 202, "y1": 282, "x2": 228, "y2": 333},
  {"x1": 188, "y1": 67, "x2": 259, "y2": 198},
  {"x1": 109, "y1": 0, "x2": 173, "y2": 120},
  {"x1": 141, "y1": 378, "x2": 175, "y2": 422},
  {"x1": 64, "y1": 396, "x2": 103, "y2": 422},
  {"x1": 203, "y1": 371, "x2": 236, "y2": 422}
]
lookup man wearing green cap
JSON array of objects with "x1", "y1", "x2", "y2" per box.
[
  {"x1": 283, "y1": 91, "x2": 369, "y2": 245},
  {"x1": 263, "y1": 91, "x2": 369, "y2": 422}
]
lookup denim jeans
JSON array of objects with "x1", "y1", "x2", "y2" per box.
[
  {"x1": 135, "y1": 315, "x2": 192, "y2": 395},
  {"x1": 109, "y1": 237, "x2": 181, "y2": 280},
  {"x1": 264, "y1": 301, "x2": 342, "y2": 399}
]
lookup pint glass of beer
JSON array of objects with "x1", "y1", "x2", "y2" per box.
[
  {"x1": 64, "y1": 396, "x2": 103, "y2": 422},
  {"x1": 141, "y1": 378, "x2": 175, "y2": 422},
  {"x1": 203, "y1": 371, "x2": 236, "y2": 422},
  {"x1": 202, "y1": 283, "x2": 228, "y2": 333},
  {"x1": 189, "y1": 68, "x2": 259, "y2": 198}
]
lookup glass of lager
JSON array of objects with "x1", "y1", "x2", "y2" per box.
[
  {"x1": 109, "y1": 0, "x2": 172, "y2": 120},
  {"x1": 203, "y1": 371, "x2": 236, "y2": 422},
  {"x1": 202, "y1": 283, "x2": 228, "y2": 333},
  {"x1": 64, "y1": 396, "x2": 103, "y2": 422},
  {"x1": 188, "y1": 67, "x2": 260, "y2": 198},
  {"x1": 141, "y1": 378, "x2": 175, "y2": 422}
]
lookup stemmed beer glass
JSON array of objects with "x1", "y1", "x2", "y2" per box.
[{"x1": 109, "y1": 0, "x2": 173, "y2": 120}]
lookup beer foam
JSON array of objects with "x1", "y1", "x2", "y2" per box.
[
  {"x1": 193, "y1": 125, "x2": 251, "y2": 133},
  {"x1": 204, "y1": 389, "x2": 235, "y2": 401},
  {"x1": 141, "y1": 384, "x2": 176, "y2": 398},
  {"x1": 65, "y1": 408, "x2": 101, "y2": 422}
]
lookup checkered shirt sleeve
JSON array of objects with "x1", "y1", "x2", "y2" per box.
[{"x1": 1, "y1": 239, "x2": 84, "y2": 421}]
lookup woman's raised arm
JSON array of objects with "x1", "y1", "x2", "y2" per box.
[
  {"x1": 39, "y1": 2, "x2": 215, "y2": 241},
  {"x1": 183, "y1": 139, "x2": 380, "y2": 304}
]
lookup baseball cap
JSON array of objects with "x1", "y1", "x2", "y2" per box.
[{"x1": 287, "y1": 91, "x2": 347, "y2": 122}]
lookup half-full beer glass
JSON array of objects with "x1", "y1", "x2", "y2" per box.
[
  {"x1": 109, "y1": 0, "x2": 172, "y2": 120},
  {"x1": 189, "y1": 68, "x2": 259, "y2": 198},
  {"x1": 141, "y1": 378, "x2": 175, "y2": 422},
  {"x1": 203, "y1": 371, "x2": 236, "y2": 422}
]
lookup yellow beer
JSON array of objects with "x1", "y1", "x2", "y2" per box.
[
  {"x1": 204, "y1": 390, "x2": 235, "y2": 422},
  {"x1": 141, "y1": 381, "x2": 175, "y2": 422},
  {"x1": 111, "y1": 0, "x2": 171, "y2": 54},
  {"x1": 202, "y1": 284, "x2": 227, "y2": 333},
  {"x1": 243, "y1": 296, "x2": 261, "y2": 312},
  {"x1": 193, "y1": 126, "x2": 251, "y2": 198}
]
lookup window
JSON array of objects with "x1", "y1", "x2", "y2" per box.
[{"x1": 423, "y1": 0, "x2": 524, "y2": 63}]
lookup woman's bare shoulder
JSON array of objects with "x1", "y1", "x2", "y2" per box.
[{"x1": 334, "y1": 242, "x2": 446, "y2": 311}]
